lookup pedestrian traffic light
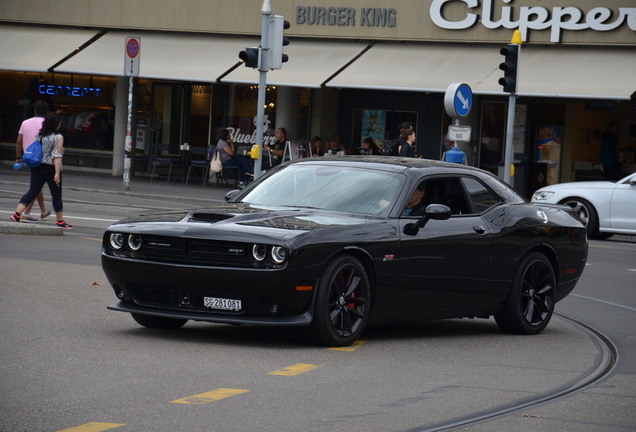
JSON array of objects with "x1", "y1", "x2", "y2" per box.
[
  {"x1": 498, "y1": 44, "x2": 519, "y2": 93},
  {"x1": 239, "y1": 47, "x2": 260, "y2": 69},
  {"x1": 267, "y1": 15, "x2": 290, "y2": 70}
]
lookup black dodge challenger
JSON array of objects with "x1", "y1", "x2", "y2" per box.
[{"x1": 102, "y1": 157, "x2": 588, "y2": 346}]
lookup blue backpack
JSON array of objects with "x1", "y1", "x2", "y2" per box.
[{"x1": 23, "y1": 135, "x2": 43, "y2": 168}]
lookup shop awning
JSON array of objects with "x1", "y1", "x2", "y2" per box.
[
  {"x1": 220, "y1": 39, "x2": 372, "y2": 88},
  {"x1": 326, "y1": 43, "x2": 504, "y2": 94},
  {"x1": 327, "y1": 43, "x2": 636, "y2": 100},
  {"x1": 0, "y1": 24, "x2": 101, "y2": 73},
  {"x1": 516, "y1": 47, "x2": 636, "y2": 100},
  {"x1": 55, "y1": 31, "x2": 259, "y2": 82}
]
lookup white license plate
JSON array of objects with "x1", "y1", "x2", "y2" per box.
[{"x1": 203, "y1": 297, "x2": 242, "y2": 311}]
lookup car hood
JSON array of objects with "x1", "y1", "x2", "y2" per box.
[
  {"x1": 536, "y1": 180, "x2": 615, "y2": 192},
  {"x1": 108, "y1": 203, "x2": 373, "y2": 243}
]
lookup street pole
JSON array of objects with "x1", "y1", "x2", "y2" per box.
[
  {"x1": 503, "y1": 93, "x2": 516, "y2": 185},
  {"x1": 253, "y1": 0, "x2": 272, "y2": 180},
  {"x1": 502, "y1": 30, "x2": 522, "y2": 186},
  {"x1": 124, "y1": 75, "x2": 133, "y2": 190}
]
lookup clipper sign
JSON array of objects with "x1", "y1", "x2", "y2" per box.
[{"x1": 430, "y1": 0, "x2": 636, "y2": 42}]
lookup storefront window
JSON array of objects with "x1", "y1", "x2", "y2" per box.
[
  {"x1": 351, "y1": 109, "x2": 418, "y2": 152},
  {"x1": 0, "y1": 72, "x2": 116, "y2": 150}
]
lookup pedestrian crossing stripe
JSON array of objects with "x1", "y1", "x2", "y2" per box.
[
  {"x1": 57, "y1": 423, "x2": 126, "y2": 432},
  {"x1": 268, "y1": 363, "x2": 322, "y2": 376},
  {"x1": 171, "y1": 388, "x2": 250, "y2": 404}
]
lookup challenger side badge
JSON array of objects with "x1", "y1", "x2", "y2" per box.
[
  {"x1": 383, "y1": 254, "x2": 395, "y2": 262},
  {"x1": 537, "y1": 209, "x2": 548, "y2": 224}
]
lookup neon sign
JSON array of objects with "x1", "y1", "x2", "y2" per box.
[{"x1": 38, "y1": 85, "x2": 102, "y2": 98}]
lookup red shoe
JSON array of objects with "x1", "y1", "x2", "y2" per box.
[{"x1": 10, "y1": 213, "x2": 20, "y2": 222}]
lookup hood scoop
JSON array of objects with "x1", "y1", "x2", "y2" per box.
[{"x1": 190, "y1": 213, "x2": 234, "y2": 223}]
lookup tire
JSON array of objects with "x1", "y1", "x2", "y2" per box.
[
  {"x1": 495, "y1": 252, "x2": 556, "y2": 335},
  {"x1": 559, "y1": 197, "x2": 612, "y2": 240},
  {"x1": 131, "y1": 313, "x2": 188, "y2": 329},
  {"x1": 305, "y1": 255, "x2": 371, "y2": 347}
]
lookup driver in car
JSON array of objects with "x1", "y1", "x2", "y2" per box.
[{"x1": 404, "y1": 182, "x2": 427, "y2": 216}]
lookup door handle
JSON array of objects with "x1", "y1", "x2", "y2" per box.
[{"x1": 473, "y1": 225, "x2": 486, "y2": 234}]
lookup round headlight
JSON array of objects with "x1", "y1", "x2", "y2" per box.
[
  {"x1": 109, "y1": 233, "x2": 124, "y2": 250},
  {"x1": 252, "y1": 244, "x2": 267, "y2": 261},
  {"x1": 271, "y1": 246, "x2": 287, "y2": 264},
  {"x1": 128, "y1": 234, "x2": 142, "y2": 251}
]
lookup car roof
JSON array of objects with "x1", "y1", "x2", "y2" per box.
[{"x1": 289, "y1": 156, "x2": 484, "y2": 174}]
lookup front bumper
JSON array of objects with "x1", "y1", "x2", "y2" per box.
[{"x1": 102, "y1": 253, "x2": 316, "y2": 321}]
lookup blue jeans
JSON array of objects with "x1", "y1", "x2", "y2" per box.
[{"x1": 222, "y1": 157, "x2": 252, "y2": 183}]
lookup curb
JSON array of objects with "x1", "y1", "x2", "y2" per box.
[{"x1": 0, "y1": 221, "x2": 63, "y2": 236}]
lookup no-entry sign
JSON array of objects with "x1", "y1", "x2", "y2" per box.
[{"x1": 124, "y1": 36, "x2": 140, "y2": 77}]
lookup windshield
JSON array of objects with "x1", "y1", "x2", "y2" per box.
[{"x1": 236, "y1": 164, "x2": 403, "y2": 215}]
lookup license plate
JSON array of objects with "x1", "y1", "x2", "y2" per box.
[{"x1": 203, "y1": 297, "x2": 242, "y2": 311}]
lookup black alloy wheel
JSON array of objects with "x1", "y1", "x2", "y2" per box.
[
  {"x1": 495, "y1": 252, "x2": 556, "y2": 335},
  {"x1": 560, "y1": 197, "x2": 613, "y2": 240},
  {"x1": 306, "y1": 255, "x2": 371, "y2": 347},
  {"x1": 131, "y1": 313, "x2": 188, "y2": 329}
]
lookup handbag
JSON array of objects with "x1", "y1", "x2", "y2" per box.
[
  {"x1": 23, "y1": 135, "x2": 43, "y2": 168},
  {"x1": 209, "y1": 149, "x2": 223, "y2": 176}
]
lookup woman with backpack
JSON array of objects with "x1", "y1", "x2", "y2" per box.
[{"x1": 10, "y1": 112, "x2": 72, "y2": 229}]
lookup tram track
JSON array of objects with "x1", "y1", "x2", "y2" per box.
[{"x1": 410, "y1": 312, "x2": 618, "y2": 432}]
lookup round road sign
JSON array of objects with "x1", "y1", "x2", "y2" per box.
[
  {"x1": 126, "y1": 38, "x2": 140, "y2": 59},
  {"x1": 444, "y1": 82, "x2": 473, "y2": 119}
]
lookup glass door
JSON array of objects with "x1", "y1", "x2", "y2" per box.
[{"x1": 151, "y1": 83, "x2": 190, "y2": 154}]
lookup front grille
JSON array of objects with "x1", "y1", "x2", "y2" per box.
[{"x1": 128, "y1": 235, "x2": 252, "y2": 267}]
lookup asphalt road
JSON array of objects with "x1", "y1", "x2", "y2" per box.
[{"x1": 0, "y1": 175, "x2": 634, "y2": 432}]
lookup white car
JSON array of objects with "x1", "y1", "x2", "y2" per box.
[{"x1": 532, "y1": 172, "x2": 636, "y2": 239}]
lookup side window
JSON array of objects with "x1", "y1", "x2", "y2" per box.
[
  {"x1": 461, "y1": 177, "x2": 501, "y2": 213},
  {"x1": 419, "y1": 178, "x2": 471, "y2": 215}
]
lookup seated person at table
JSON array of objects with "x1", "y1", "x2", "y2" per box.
[
  {"x1": 263, "y1": 127, "x2": 287, "y2": 169},
  {"x1": 404, "y1": 182, "x2": 428, "y2": 216},
  {"x1": 217, "y1": 129, "x2": 252, "y2": 187},
  {"x1": 324, "y1": 133, "x2": 346, "y2": 155}
]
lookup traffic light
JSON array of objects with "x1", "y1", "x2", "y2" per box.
[
  {"x1": 498, "y1": 44, "x2": 519, "y2": 93},
  {"x1": 239, "y1": 47, "x2": 260, "y2": 69},
  {"x1": 267, "y1": 15, "x2": 290, "y2": 70}
]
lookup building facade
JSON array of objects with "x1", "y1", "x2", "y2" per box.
[{"x1": 1, "y1": 0, "x2": 635, "y2": 195}]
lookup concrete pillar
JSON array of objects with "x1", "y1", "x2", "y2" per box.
[
  {"x1": 112, "y1": 76, "x2": 128, "y2": 176},
  {"x1": 275, "y1": 86, "x2": 300, "y2": 140}
]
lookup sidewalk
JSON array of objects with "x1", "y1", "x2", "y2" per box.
[{"x1": 0, "y1": 162, "x2": 237, "y2": 235}]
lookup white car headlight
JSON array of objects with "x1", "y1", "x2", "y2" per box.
[{"x1": 532, "y1": 191, "x2": 555, "y2": 201}]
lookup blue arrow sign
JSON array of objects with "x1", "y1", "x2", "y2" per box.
[
  {"x1": 444, "y1": 83, "x2": 473, "y2": 119},
  {"x1": 454, "y1": 84, "x2": 472, "y2": 118}
]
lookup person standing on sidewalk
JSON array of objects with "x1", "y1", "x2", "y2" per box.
[
  {"x1": 10, "y1": 112, "x2": 72, "y2": 229},
  {"x1": 14, "y1": 100, "x2": 51, "y2": 222}
]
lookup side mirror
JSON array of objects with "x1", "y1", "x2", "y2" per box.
[
  {"x1": 425, "y1": 204, "x2": 452, "y2": 220},
  {"x1": 403, "y1": 204, "x2": 452, "y2": 236},
  {"x1": 224, "y1": 190, "x2": 241, "y2": 202},
  {"x1": 629, "y1": 177, "x2": 636, "y2": 186}
]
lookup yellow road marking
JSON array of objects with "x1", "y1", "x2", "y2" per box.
[
  {"x1": 171, "y1": 388, "x2": 249, "y2": 404},
  {"x1": 57, "y1": 423, "x2": 126, "y2": 432},
  {"x1": 268, "y1": 363, "x2": 322, "y2": 376},
  {"x1": 80, "y1": 237, "x2": 103, "y2": 242},
  {"x1": 329, "y1": 339, "x2": 368, "y2": 352}
]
